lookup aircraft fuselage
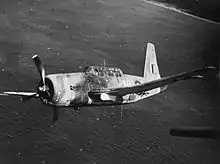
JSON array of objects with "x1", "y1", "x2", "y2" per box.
[{"x1": 42, "y1": 72, "x2": 161, "y2": 108}]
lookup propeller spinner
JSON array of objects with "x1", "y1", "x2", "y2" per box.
[{"x1": 32, "y1": 55, "x2": 52, "y2": 100}]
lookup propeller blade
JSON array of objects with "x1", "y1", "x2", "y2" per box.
[
  {"x1": 52, "y1": 107, "x2": 59, "y2": 123},
  {"x1": 0, "y1": 91, "x2": 38, "y2": 97},
  {"x1": 0, "y1": 91, "x2": 38, "y2": 102},
  {"x1": 32, "y1": 54, "x2": 46, "y2": 87},
  {"x1": 21, "y1": 93, "x2": 39, "y2": 102}
]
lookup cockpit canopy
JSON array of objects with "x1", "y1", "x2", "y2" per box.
[{"x1": 84, "y1": 66, "x2": 123, "y2": 77}]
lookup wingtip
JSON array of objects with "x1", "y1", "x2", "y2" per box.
[
  {"x1": 206, "y1": 66, "x2": 217, "y2": 69},
  {"x1": 204, "y1": 66, "x2": 220, "y2": 82},
  {"x1": 202, "y1": 66, "x2": 218, "y2": 72}
]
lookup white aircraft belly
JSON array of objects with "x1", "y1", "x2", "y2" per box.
[{"x1": 122, "y1": 87, "x2": 161, "y2": 103}]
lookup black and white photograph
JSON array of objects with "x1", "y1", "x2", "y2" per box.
[{"x1": 0, "y1": 0, "x2": 219, "y2": 163}]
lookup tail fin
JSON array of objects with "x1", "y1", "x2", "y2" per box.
[{"x1": 143, "y1": 43, "x2": 161, "y2": 82}]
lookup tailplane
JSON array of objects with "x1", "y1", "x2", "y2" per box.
[{"x1": 143, "y1": 43, "x2": 161, "y2": 82}]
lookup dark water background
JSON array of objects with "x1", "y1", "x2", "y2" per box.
[{"x1": 0, "y1": 0, "x2": 219, "y2": 164}]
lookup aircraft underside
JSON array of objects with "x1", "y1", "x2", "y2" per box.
[{"x1": 69, "y1": 87, "x2": 162, "y2": 108}]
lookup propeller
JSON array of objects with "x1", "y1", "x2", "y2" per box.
[
  {"x1": 53, "y1": 107, "x2": 59, "y2": 123},
  {"x1": 120, "y1": 105, "x2": 123, "y2": 121},
  {"x1": 0, "y1": 54, "x2": 58, "y2": 124},
  {"x1": 32, "y1": 55, "x2": 58, "y2": 123}
]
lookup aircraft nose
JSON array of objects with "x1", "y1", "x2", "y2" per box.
[{"x1": 38, "y1": 77, "x2": 55, "y2": 102}]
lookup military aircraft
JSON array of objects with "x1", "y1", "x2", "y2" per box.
[{"x1": 0, "y1": 43, "x2": 217, "y2": 123}]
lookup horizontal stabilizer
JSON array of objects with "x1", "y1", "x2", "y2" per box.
[
  {"x1": 0, "y1": 91, "x2": 38, "y2": 99},
  {"x1": 0, "y1": 91, "x2": 39, "y2": 102},
  {"x1": 0, "y1": 91, "x2": 38, "y2": 96}
]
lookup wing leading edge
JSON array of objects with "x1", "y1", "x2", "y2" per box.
[{"x1": 89, "y1": 66, "x2": 217, "y2": 96}]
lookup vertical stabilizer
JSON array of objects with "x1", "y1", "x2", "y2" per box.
[{"x1": 143, "y1": 43, "x2": 161, "y2": 82}]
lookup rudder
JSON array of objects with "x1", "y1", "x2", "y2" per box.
[{"x1": 143, "y1": 43, "x2": 161, "y2": 82}]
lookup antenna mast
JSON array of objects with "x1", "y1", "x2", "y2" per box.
[{"x1": 103, "y1": 59, "x2": 106, "y2": 68}]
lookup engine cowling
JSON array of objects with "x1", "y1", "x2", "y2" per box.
[{"x1": 41, "y1": 73, "x2": 89, "y2": 106}]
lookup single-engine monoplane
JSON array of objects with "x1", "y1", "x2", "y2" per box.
[{"x1": 0, "y1": 43, "x2": 217, "y2": 123}]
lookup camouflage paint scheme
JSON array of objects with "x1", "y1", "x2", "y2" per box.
[
  {"x1": 1, "y1": 43, "x2": 215, "y2": 110},
  {"x1": 43, "y1": 66, "x2": 161, "y2": 108}
]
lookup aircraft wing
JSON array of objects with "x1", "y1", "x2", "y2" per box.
[{"x1": 88, "y1": 66, "x2": 217, "y2": 96}]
